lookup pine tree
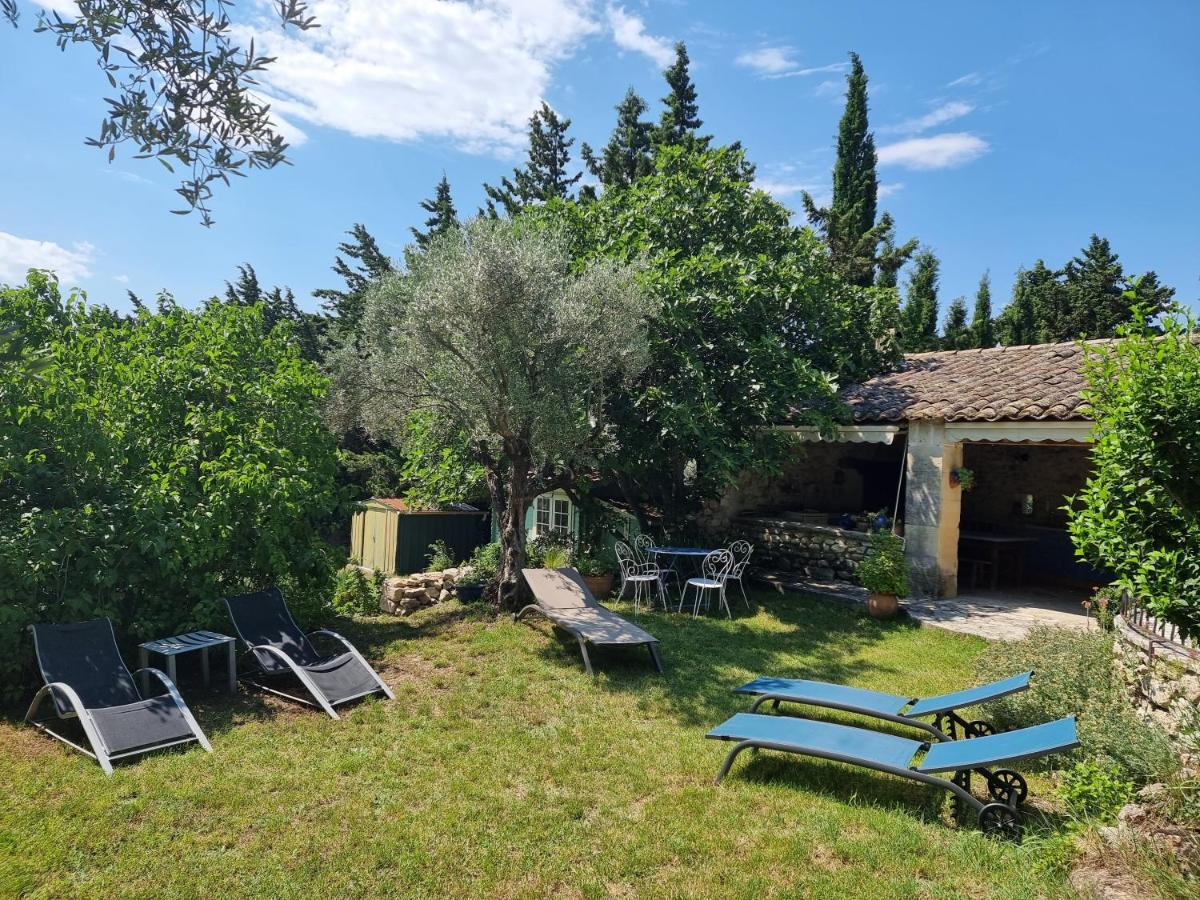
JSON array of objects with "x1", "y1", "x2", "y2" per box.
[
  {"x1": 581, "y1": 87, "x2": 654, "y2": 192},
  {"x1": 313, "y1": 224, "x2": 395, "y2": 334},
  {"x1": 224, "y1": 263, "x2": 323, "y2": 361},
  {"x1": 899, "y1": 248, "x2": 940, "y2": 352},
  {"x1": 653, "y1": 42, "x2": 709, "y2": 150},
  {"x1": 942, "y1": 297, "x2": 970, "y2": 349},
  {"x1": 410, "y1": 175, "x2": 459, "y2": 250},
  {"x1": 803, "y1": 53, "x2": 915, "y2": 286},
  {"x1": 969, "y1": 272, "x2": 995, "y2": 348},
  {"x1": 483, "y1": 102, "x2": 582, "y2": 216},
  {"x1": 1061, "y1": 234, "x2": 1174, "y2": 337},
  {"x1": 996, "y1": 262, "x2": 1055, "y2": 346}
]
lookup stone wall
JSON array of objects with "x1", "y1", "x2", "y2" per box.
[
  {"x1": 379, "y1": 567, "x2": 467, "y2": 616},
  {"x1": 1113, "y1": 615, "x2": 1200, "y2": 772},
  {"x1": 960, "y1": 442, "x2": 1092, "y2": 530},
  {"x1": 735, "y1": 516, "x2": 870, "y2": 581}
]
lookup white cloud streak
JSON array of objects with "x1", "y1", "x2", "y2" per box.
[
  {"x1": 877, "y1": 133, "x2": 989, "y2": 170},
  {"x1": 878, "y1": 182, "x2": 905, "y2": 198},
  {"x1": 880, "y1": 100, "x2": 974, "y2": 136},
  {"x1": 606, "y1": 5, "x2": 673, "y2": 67},
  {"x1": 735, "y1": 46, "x2": 846, "y2": 80},
  {"x1": 0, "y1": 232, "x2": 95, "y2": 285}
]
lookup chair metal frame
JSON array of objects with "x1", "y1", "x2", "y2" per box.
[
  {"x1": 633, "y1": 533, "x2": 680, "y2": 598},
  {"x1": 615, "y1": 541, "x2": 666, "y2": 612},
  {"x1": 726, "y1": 539, "x2": 754, "y2": 608},
  {"x1": 679, "y1": 549, "x2": 735, "y2": 618}
]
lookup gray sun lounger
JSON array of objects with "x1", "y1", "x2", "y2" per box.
[
  {"x1": 224, "y1": 587, "x2": 394, "y2": 719},
  {"x1": 25, "y1": 618, "x2": 212, "y2": 775},
  {"x1": 517, "y1": 567, "x2": 663, "y2": 676},
  {"x1": 707, "y1": 712, "x2": 1079, "y2": 839},
  {"x1": 734, "y1": 671, "x2": 1033, "y2": 741}
]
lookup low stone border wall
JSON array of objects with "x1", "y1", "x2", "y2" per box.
[
  {"x1": 379, "y1": 567, "x2": 467, "y2": 616},
  {"x1": 734, "y1": 516, "x2": 870, "y2": 582},
  {"x1": 1113, "y1": 614, "x2": 1200, "y2": 772}
]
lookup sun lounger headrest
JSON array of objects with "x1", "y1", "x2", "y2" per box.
[{"x1": 521, "y1": 567, "x2": 595, "y2": 609}]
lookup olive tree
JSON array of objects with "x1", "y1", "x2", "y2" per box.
[{"x1": 329, "y1": 218, "x2": 657, "y2": 608}]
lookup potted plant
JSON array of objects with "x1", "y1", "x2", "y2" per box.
[
  {"x1": 456, "y1": 542, "x2": 499, "y2": 602},
  {"x1": 857, "y1": 532, "x2": 909, "y2": 619},
  {"x1": 576, "y1": 546, "x2": 617, "y2": 599},
  {"x1": 949, "y1": 466, "x2": 976, "y2": 492}
]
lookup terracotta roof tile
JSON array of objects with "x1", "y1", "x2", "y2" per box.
[{"x1": 837, "y1": 339, "x2": 1107, "y2": 423}]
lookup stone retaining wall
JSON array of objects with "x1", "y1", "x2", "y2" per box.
[
  {"x1": 734, "y1": 516, "x2": 870, "y2": 582},
  {"x1": 1113, "y1": 614, "x2": 1200, "y2": 772},
  {"x1": 379, "y1": 567, "x2": 467, "y2": 616}
]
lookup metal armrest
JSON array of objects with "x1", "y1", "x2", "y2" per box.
[{"x1": 308, "y1": 629, "x2": 395, "y2": 702}]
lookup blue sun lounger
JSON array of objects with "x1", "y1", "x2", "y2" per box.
[
  {"x1": 733, "y1": 671, "x2": 1033, "y2": 741},
  {"x1": 707, "y1": 712, "x2": 1079, "y2": 839}
]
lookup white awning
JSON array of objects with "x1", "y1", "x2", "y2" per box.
[
  {"x1": 945, "y1": 420, "x2": 1094, "y2": 444},
  {"x1": 778, "y1": 424, "x2": 904, "y2": 445}
]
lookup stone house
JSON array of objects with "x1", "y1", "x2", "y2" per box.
[{"x1": 719, "y1": 339, "x2": 1107, "y2": 598}]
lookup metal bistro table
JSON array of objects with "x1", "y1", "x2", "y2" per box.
[
  {"x1": 139, "y1": 630, "x2": 237, "y2": 696},
  {"x1": 648, "y1": 546, "x2": 714, "y2": 602}
]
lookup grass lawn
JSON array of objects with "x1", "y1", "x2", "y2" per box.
[{"x1": 0, "y1": 591, "x2": 1077, "y2": 898}]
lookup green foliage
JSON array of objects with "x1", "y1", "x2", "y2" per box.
[
  {"x1": 899, "y1": 247, "x2": 940, "y2": 352},
  {"x1": 458, "y1": 541, "x2": 501, "y2": 587},
  {"x1": 975, "y1": 625, "x2": 1177, "y2": 783},
  {"x1": 484, "y1": 102, "x2": 582, "y2": 216},
  {"x1": 0, "y1": 272, "x2": 340, "y2": 700},
  {"x1": 550, "y1": 144, "x2": 893, "y2": 520},
  {"x1": 313, "y1": 223, "x2": 395, "y2": 339},
  {"x1": 410, "y1": 175, "x2": 459, "y2": 251},
  {"x1": 221, "y1": 263, "x2": 324, "y2": 362},
  {"x1": 574, "y1": 544, "x2": 617, "y2": 577},
  {"x1": 970, "y1": 272, "x2": 995, "y2": 348},
  {"x1": 1067, "y1": 308, "x2": 1200, "y2": 637},
  {"x1": 526, "y1": 536, "x2": 572, "y2": 569},
  {"x1": 581, "y1": 87, "x2": 655, "y2": 193},
  {"x1": 426, "y1": 540, "x2": 457, "y2": 572},
  {"x1": 328, "y1": 217, "x2": 655, "y2": 607},
  {"x1": 397, "y1": 410, "x2": 486, "y2": 508},
  {"x1": 331, "y1": 567, "x2": 381, "y2": 617},
  {"x1": 1059, "y1": 760, "x2": 1135, "y2": 822},
  {"x1": 941, "y1": 296, "x2": 970, "y2": 350},
  {"x1": 653, "y1": 42, "x2": 709, "y2": 151},
  {"x1": 856, "y1": 532, "x2": 909, "y2": 597},
  {"x1": 9, "y1": 0, "x2": 316, "y2": 225}
]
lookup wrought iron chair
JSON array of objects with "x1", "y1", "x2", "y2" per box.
[
  {"x1": 615, "y1": 541, "x2": 665, "y2": 613},
  {"x1": 634, "y1": 533, "x2": 680, "y2": 599},
  {"x1": 680, "y1": 549, "x2": 735, "y2": 618},
  {"x1": 726, "y1": 540, "x2": 754, "y2": 608}
]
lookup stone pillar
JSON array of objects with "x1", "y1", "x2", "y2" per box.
[{"x1": 903, "y1": 421, "x2": 962, "y2": 597}]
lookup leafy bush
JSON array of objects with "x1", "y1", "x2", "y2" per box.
[
  {"x1": 575, "y1": 545, "x2": 617, "y2": 577},
  {"x1": 1060, "y1": 761, "x2": 1135, "y2": 822},
  {"x1": 975, "y1": 625, "x2": 1177, "y2": 783},
  {"x1": 426, "y1": 540, "x2": 457, "y2": 572},
  {"x1": 0, "y1": 275, "x2": 340, "y2": 701},
  {"x1": 331, "y1": 567, "x2": 381, "y2": 617},
  {"x1": 458, "y1": 542, "x2": 501, "y2": 587},
  {"x1": 1067, "y1": 307, "x2": 1200, "y2": 638},
  {"x1": 525, "y1": 536, "x2": 572, "y2": 569},
  {"x1": 856, "y1": 532, "x2": 909, "y2": 597}
]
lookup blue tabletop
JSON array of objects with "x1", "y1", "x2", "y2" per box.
[{"x1": 649, "y1": 547, "x2": 713, "y2": 556}]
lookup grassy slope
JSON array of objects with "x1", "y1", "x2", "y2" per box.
[{"x1": 0, "y1": 593, "x2": 1074, "y2": 899}]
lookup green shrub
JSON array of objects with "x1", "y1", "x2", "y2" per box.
[
  {"x1": 1060, "y1": 760, "x2": 1135, "y2": 822},
  {"x1": 426, "y1": 539, "x2": 457, "y2": 572},
  {"x1": 526, "y1": 535, "x2": 572, "y2": 569},
  {"x1": 331, "y1": 567, "x2": 381, "y2": 617},
  {"x1": 459, "y1": 542, "x2": 500, "y2": 587},
  {"x1": 0, "y1": 275, "x2": 340, "y2": 701},
  {"x1": 975, "y1": 625, "x2": 1177, "y2": 783},
  {"x1": 857, "y1": 532, "x2": 909, "y2": 597},
  {"x1": 575, "y1": 545, "x2": 617, "y2": 577}
]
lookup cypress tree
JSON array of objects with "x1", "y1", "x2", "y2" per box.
[
  {"x1": 803, "y1": 53, "x2": 915, "y2": 286},
  {"x1": 582, "y1": 87, "x2": 654, "y2": 191},
  {"x1": 942, "y1": 297, "x2": 970, "y2": 350},
  {"x1": 899, "y1": 248, "x2": 940, "y2": 352},
  {"x1": 654, "y1": 42, "x2": 709, "y2": 150},
  {"x1": 410, "y1": 175, "x2": 459, "y2": 249},
  {"x1": 1061, "y1": 234, "x2": 1173, "y2": 337},
  {"x1": 996, "y1": 263, "x2": 1053, "y2": 346},
  {"x1": 313, "y1": 224, "x2": 394, "y2": 335},
  {"x1": 224, "y1": 263, "x2": 323, "y2": 361},
  {"x1": 970, "y1": 272, "x2": 995, "y2": 348},
  {"x1": 483, "y1": 102, "x2": 582, "y2": 216}
]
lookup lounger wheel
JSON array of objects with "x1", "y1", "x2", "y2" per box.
[
  {"x1": 978, "y1": 802, "x2": 1023, "y2": 842},
  {"x1": 985, "y1": 769, "x2": 1028, "y2": 806},
  {"x1": 967, "y1": 719, "x2": 997, "y2": 738}
]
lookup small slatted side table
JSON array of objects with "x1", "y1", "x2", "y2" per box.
[{"x1": 139, "y1": 630, "x2": 237, "y2": 695}]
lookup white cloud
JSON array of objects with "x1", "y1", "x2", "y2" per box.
[
  {"x1": 947, "y1": 71, "x2": 983, "y2": 88},
  {"x1": 735, "y1": 46, "x2": 846, "y2": 80},
  {"x1": 606, "y1": 5, "x2": 673, "y2": 67},
  {"x1": 0, "y1": 232, "x2": 94, "y2": 285},
  {"x1": 113, "y1": 274, "x2": 130, "y2": 284},
  {"x1": 877, "y1": 133, "x2": 989, "y2": 170},
  {"x1": 754, "y1": 178, "x2": 809, "y2": 199},
  {"x1": 878, "y1": 182, "x2": 905, "y2": 198},
  {"x1": 238, "y1": 0, "x2": 599, "y2": 156},
  {"x1": 880, "y1": 101, "x2": 973, "y2": 136}
]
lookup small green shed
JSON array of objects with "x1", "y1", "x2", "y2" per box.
[{"x1": 350, "y1": 498, "x2": 490, "y2": 575}]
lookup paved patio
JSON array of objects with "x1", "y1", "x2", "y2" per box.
[{"x1": 754, "y1": 572, "x2": 1093, "y2": 641}]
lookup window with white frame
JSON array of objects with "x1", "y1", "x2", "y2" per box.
[{"x1": 534, "y1": 495, "x2": 571, "y2": 536}]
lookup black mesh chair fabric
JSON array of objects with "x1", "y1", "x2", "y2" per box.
[
  {"x1": 225, "y1": 587, "x2": 319, "y2": 673},
  {"x1": 90, "y1": 696, "x2": 194, "y2": 754},
  {"x1": 304, "y1": 653, "x2": 384, "y2": 704},
  {"x1": 31, "y1": 620, "x2": 141, "y2": 710}
]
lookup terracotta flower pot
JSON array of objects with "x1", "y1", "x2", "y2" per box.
[
  {"x1": 583, "y1": 574, "x2": 615, "y2": 599},
  {"x1": 867, "y1": 592, "x2": 899, "y2": 619}
]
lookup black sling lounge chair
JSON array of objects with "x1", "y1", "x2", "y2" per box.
[
  {"x1": 224, "y1": 587, "x2": 394, "y2": 719},
  {"x1": 517, "y1": 568, "x2": 663, "y2": 676},
  {"x1": 733, "y1": 671, "x2": 1033, "y2": 741},
  {"x1": 707, "y1": 712, "x2": 1080, "y2": 840},
  {"x1": 25, "y1": 619, "x2": 212, "y2": 775}
]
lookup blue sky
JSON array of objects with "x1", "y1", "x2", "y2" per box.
[{"x1": 2, "y1": 0, "x2": 1197, "y2": 320}]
